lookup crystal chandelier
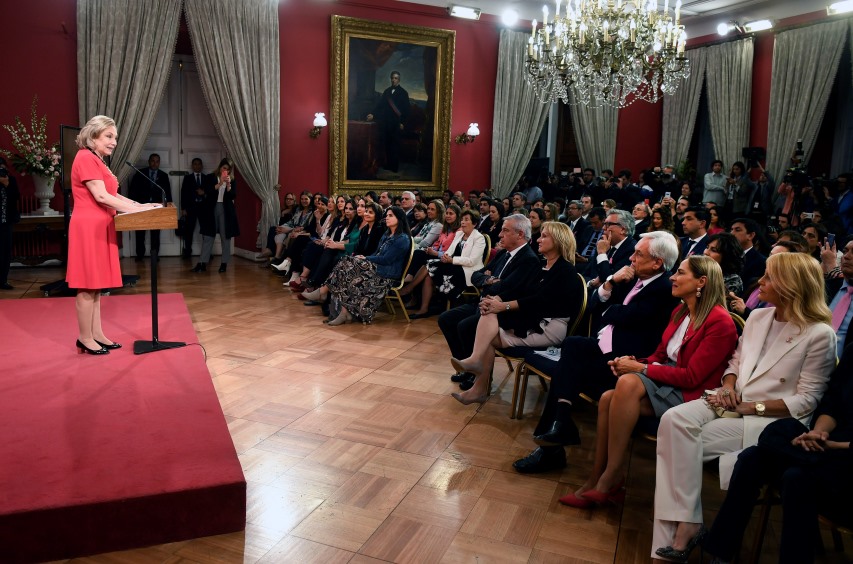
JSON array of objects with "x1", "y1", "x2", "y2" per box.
[{"x1": 525, "y1": 0, "x2": 690, "y2": 108}]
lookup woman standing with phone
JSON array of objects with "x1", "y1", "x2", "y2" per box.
[{"x1": 192, "y1": 158, "x2": 240, "y2": 273}]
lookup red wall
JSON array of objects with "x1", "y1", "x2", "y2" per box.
[
  {"x1": 614, "y1": 99, "x2": 663, "y2": 178},
  {"x1": 0, "y1": 0, "x2": 79, "y2": 212}
]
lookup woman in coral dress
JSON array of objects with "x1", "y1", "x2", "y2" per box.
[{"x1": 66, "y1": 115, "x2": 159, "y2": 355}]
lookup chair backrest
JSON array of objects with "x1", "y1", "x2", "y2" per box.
[
  {"x1": 481, "y1": 233, "x2": 492, "y2": 266},
  {"x1": 730, "y1": 311, "x2": 746, "y2": 335},
  {"x1": 566, "y1": 272, "x2": 589, "y2": 337},
  {"x1": 391, "y1": 237, "x2": 416, "y2": 291}
]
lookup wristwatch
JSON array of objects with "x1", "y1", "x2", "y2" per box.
[
  {"x1": 754, "y1": 402, "x2": 766, "y2": 416},
  {"x1": 505, "y1": 303, "x2": 511, "y2": 311}
]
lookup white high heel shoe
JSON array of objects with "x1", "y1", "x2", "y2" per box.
[{"x1": 272, "y1": 257, "x2": 291, "y2": 274}]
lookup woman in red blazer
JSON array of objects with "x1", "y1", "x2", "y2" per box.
[{"x1": 560, "y1": 255, "x2": 738, "y2": 508}]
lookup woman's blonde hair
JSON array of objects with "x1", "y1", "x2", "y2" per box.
[
  {"x1": 765, "y1": 252, "x2": 832, "y2": 329},
  {"x1": 672, "y1": 255, "x2": 727, "y2": 330},
  {"x1": 541, "y1": 221, "x2": 576, "y2": 264},
  {"x1": 76, "y1": 115, "x2": 116, "y2": 150}
]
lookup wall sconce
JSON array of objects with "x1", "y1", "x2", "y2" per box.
[
  {"x1": 309, "y1": 113, "x2": 327, "y2": 138},
  {"x1": 454, "y1": 123, "x2": 479, "y2": 144}
]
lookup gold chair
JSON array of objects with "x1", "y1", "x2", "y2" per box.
[
  {"x1": 510, "y1": 273, "x2": 590, "y2": 419},
  {"x1": 730, "y1": 311, "x2": 746, "y2": 334},
  {"x1": 383, "y1": 237, "x2": 416, "y2": 322},
  {"x1": 452, "y1": 234, "x2": 492, "y2": 309}
]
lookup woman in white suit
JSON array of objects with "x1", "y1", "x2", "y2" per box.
[
  {"x1": 408, "y1": 209, "x2": 486, "y2": 319},
  {"x1": 651, "y1": 251, "x2": 836, "y2": 562}
]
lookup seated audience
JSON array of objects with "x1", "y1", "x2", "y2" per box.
[
  {"x1": 402, "y1": 203, "x2": 459, "y2": 287},
  {"x1": 730, "y1": 217, "x2": 767, "y2": 289},
  {"x1": 702, "y1": 347, "x2": 853, "y2": 564},
  {"x1": 680, "y1": 206, "x2": 710, "y2": 260},
  {"x1": 652, "y1": 252, "x2": 836, "y2": 562},
  {"x1": 267, "y1": 190, "x2": 312, "y2": 267},
  {"x1": 632, "y1": 202, "x2": 651, "y2": 239},
  {"x1": 258, "y1": 191, "x2": 296, "y2": 260},
  {"x1": 586, "y1": 209, "x2": 636, "y2": 285},
  {"x1": 707, "y1": 205, "x2": 725, "y2": 235},
  {"x1": 528, "y1": 208, "x2": 546, "y2": 254},
  {"x1": 560, "y1": 256, "x2": 738, "y2": 508},
  {"x1": 449, "y1": 222, "x2": 584, "y2": 405},
  {"x1": 827, "y1": 237, "x2": 853, "y2": 357},
  {"x1": 514, "y1": 231, "x2": 681, "y2": 474}
]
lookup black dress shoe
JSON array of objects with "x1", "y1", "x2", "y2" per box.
[
  {"x1": 191, "y1": 262, "x2": 206, "y2": 272},
  {"x1": 450, "y1": 371, "x2": 471, "y2": 383},
  {"x1": 0, "y1": 283, "x2": 13, "y2": 290},
  {"x1": 459, "y1": 374, "x2": 476, "y2": 391},
  {"x1": 533, "y1": 420, "x2": 582, "y2": 447},
  {"x1": 219, "y1": 263, "x2": 227, "y2": 273},
  {"x1": 513, "y1": 446, "x2": 566, "y2": 474}
]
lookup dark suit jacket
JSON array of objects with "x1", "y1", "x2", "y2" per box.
[
  {"x1": 199, "y1": 178, "x2": 240, "y2": 238},
  {"x1": 827, "y1": 277, "x2": 853, "y2": 352},
  {"x1": 589, "y1": 236, "x2": 636, "y2": 282},
  {"x1": 0, "y1": 174, "x2": 20, "y2": 225},
  {"x1": 741, "y1": 247, "x2": 767, "y2": 288},
  {"x1": 568, "y1": 217, "x2": 589, "y2": 241},
  {"x1": 372, "y1": 86, "x2": 410, "y2": 128},
  {"x1": 471, "y1": 243, "x2": 540, "y2": 300},
  {"x1": 181, "y1": 172, "x2": 210, "y2": 215},
  {"x1": 680, "y1": 233, "x2": 709, "y2": 260},
  {"x1": 477, "y1": 216, "x2": 492, "y2": 234},
  {"x1": 130, "y1": 167, "x2": 172, "y2": 205},
  {"x1": 589, "y1": 272, "x2": 680, "y2": 358}
]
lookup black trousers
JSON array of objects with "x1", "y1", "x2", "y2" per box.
[
  {"x1": 704, "y1": 441, "x2": 853, "y2": 563},
  {"x1": 533, "y1": 336, "x2": 617, "y2": 436},
  {"x1": 437, "y1": 303, "x2": 481, "y2": 361},
  {"x1": 135, "y1": 229, "x2": 161, "y2": 256},
  {"x1": 182, "y1": 213, "x2": 198, "y2": 255},
  {"x1": 0, "y1": 223, "x2": 12, "y2": 284},
  {"x1": 309, "y1": 249, "x2": 342, "y2": 288}
]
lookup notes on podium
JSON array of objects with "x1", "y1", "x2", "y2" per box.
[{"x1": 115, "y1": 204, "x2": 177, "y2": 232}]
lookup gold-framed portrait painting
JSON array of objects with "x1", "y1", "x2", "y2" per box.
[{"x1": 330, "y1": 16, "x2": 455, "y2": 196}]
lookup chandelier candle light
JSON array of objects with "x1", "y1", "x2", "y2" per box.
[{"x1": 525, "y1": 0, "x2": 690, "y2": 108}]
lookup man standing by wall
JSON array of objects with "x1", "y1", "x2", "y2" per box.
[
  {"x1": 130, "y1": 153, "x2": 172, "y2": 260},
  {"x1": 180, "y1": 158, "x2": 208, "y2": 259}
]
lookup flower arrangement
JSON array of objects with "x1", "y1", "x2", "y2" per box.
[{"x1": 1, "y1": 96, "x2": 61, "y2": 178}]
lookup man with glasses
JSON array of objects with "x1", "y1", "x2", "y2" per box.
[
  {"x1": 565, "y1": 200, "x2": 588, "y2": 240},
  {"x1": 576, "y1": 207, "x2": 607, "y2": 276},
  {"x1": 400, "y1": 191, "x2": 416, "y2": 226},
  {"x1": 587, "y1": 209, "x2": 636, "y2": 285}
]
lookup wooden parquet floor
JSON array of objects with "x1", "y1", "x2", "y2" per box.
[{"x1": 3, "y1": 257, "x2": 852, "y2": 563}]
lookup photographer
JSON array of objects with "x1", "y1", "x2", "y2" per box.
[
  {"x1": 726, "y1": 161, "x2": 756, "y2": 216},
  {"x1": 0, "y1": 157, "x2": 20, "y2": 290}
]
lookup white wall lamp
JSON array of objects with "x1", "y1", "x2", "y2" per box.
[
  {"x1": 309, "y1": 112, "x2": 327, "y2": 139},
  {"x1": 448, "y1": 5, "x2": 481, "y2": 20},
  {"x1": 455, "y1": 123, "x2": 480, "y2": 144}
]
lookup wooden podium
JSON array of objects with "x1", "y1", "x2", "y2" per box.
[{"x1": 115, "y1": 205, "x2": 186, "y2": 355}]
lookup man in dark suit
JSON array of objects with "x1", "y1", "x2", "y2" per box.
[
  {"x1": 827, "y1": 237, "x2": 853, "y2": 357},
  {"x1": 564, "y1": 200, "x2": 588, "y2": 240},
  {"x1": 400, "y1": 190, "x2": 417, "y2": 226},
  {"x1": 680, "y1": 206, "x2": 710, "y2": 260},
  {"x1": 575, "y1": 207, "x2": 606, "y2": 276},
  {"x1": 366, "y1": 70, "x2": 410, "y2": 173},
  {"x1": 130, "y1": 153, "x2": 172, "y2": 260},
  {"x1": 476, "y1": 197, "x2": 492, "y2": 233},
  {"x1": 586, "y1": 209, "x2": 636, "y2": 284},
  {"x1": 513, "y1": 231, "x2": 682, "y2": 473},
  {"x1": 180, "y1": 158, "x2": 209, "y2": 258},
  {"x1": 730, "y1": 217, "x2": 767, "y2": 290},
  {"x1": 438, "y1": 214, "x2": 541, "y2": 390}
]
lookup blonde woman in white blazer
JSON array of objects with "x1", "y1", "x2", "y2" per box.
[
  {"x1": 651, "y1": 252, "x2": 836, "y2": 563},
  {"x1": 408, "y1": 209, "x2": 486, "y2": 319}
]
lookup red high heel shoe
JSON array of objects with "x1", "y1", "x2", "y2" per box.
[{"x1": 578, "y1": 480, "x2": 626, "y2": 505}]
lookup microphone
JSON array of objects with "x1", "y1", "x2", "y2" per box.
[{"x1": 126, "y1": 161, "x2": 168, "y2": 205}]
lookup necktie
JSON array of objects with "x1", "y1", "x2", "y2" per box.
[
  {"x1": 150, "y1": 170, "x2": 156, "y2": 181},
  {"x1": 599, "y1": 281, "x2": 644, "y2": 354},
  {"x1": 196, "y1": 173, "x2": 201, "y2": 185},
  {"x1": 685, "y1": 239, "x2": 698, "y2": 256},
  {"x1": 607, "y1": 246, "x2": 617, "y2": 264},
  {"x1": 493, "y1": 252, "x2": 511, "y2": 278},
  {"x1": 832, "y1": 286, "x2": 853, "y2": 331}
]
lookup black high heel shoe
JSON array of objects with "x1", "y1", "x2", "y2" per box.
[
  {"x1": 76, "y1": 340, "x2": 109, "y2": 355},
  {"x1": 95, "y1": 340, "x2": 122, "y2": 350},
  {"x1": 655, "y1": 525, "x2": 707, "y2": 563}
]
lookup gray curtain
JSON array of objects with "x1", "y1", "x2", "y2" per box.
[
  {"x1": 705, "y1": 38, "x2": 754, "y2": 169},
  {"x1": 77, "y1": 0, "x2": 182, "y2": 185},
  {"x1": 569, "y1": 93, "x2": 619, "y2": 174},
  {"x1": 491, "y1": 30, "x2": 551, "y2": 198},
  {"x1": 766, "y1": 20, "x2": 848, "y2": 183},
  {"x1": 661, "y1": 47, "x2": 707, "y2": 167},
  {"x1": 184, "y1": 0, "x2": 281, "y2": 247}
]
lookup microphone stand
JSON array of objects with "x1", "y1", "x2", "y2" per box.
[{"x1": 125, "y1": 162, "x2": 185, "y2": 355}]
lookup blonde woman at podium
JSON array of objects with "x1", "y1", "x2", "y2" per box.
[{"x1": 66, "y1": 115, "x2": 160, "y2": 355}]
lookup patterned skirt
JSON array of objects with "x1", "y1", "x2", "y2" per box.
[
  {"x1": 327, "y1": 255, "x2": 394, "y2": 323},
  {"x1": 426, "y1": 259, "x2": 467, "y2": 299}
]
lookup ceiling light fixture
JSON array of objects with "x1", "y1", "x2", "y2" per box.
[
  {"x1": 743, "y1": 19, "x2": 773, "y2": 32},
  {"x1": 718, "y1": 19, "x2": 773, "y2": 36},
  {"x1": 525, "y1": 0, "x2": 690, "y2": 108},
  {"x1": 827, "y1": 1, "x2": 853, "y2": 14},
  {"x1": 448, "y1": 5, "x2": 481, "y2": 20},
  {"x1": 502, "y1": 8, "x2": 520, "y2": 26}
]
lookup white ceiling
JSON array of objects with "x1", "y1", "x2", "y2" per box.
[{"x1": 403, "y1": 0, "x2": 830, "y2": 39}]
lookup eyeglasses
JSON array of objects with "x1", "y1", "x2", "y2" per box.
[{"x1": 603, "y1": 222, "x2": 622, "y2": 228}]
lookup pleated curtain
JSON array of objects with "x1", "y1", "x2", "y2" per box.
[
  {"x1": 77, "y1": 0, "x2": 182, "y2": 185},
  {"x1": 705, "y1": 38, "x2": 753, "y2": 169},
  {"x1": 660, "y1": 47, "x2": 707, "y2": 167},
  {"x1": 765, "y1": 20, "x2": 848, "y2": 183},
  {"x1": 491, "y1": 30, "x2": 552, "y2": 198},
  {"x1": 184, "y1": 0, "x2": 281, "y2": 247},
  {"x1": 569, "y1": 93, "x2": 619, "y2": 175}
]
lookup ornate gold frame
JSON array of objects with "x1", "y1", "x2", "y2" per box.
[{"x1": 330, "y1": 16, "x2": 455, "y2": 197}]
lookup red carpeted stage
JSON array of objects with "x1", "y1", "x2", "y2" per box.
[{"x1": 0, "y1": 294, "x2": 246, "y2": 563}]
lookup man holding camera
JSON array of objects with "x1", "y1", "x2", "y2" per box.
[{"x1": 0, "y1": 157, "x2": 21, "y2": 290}]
